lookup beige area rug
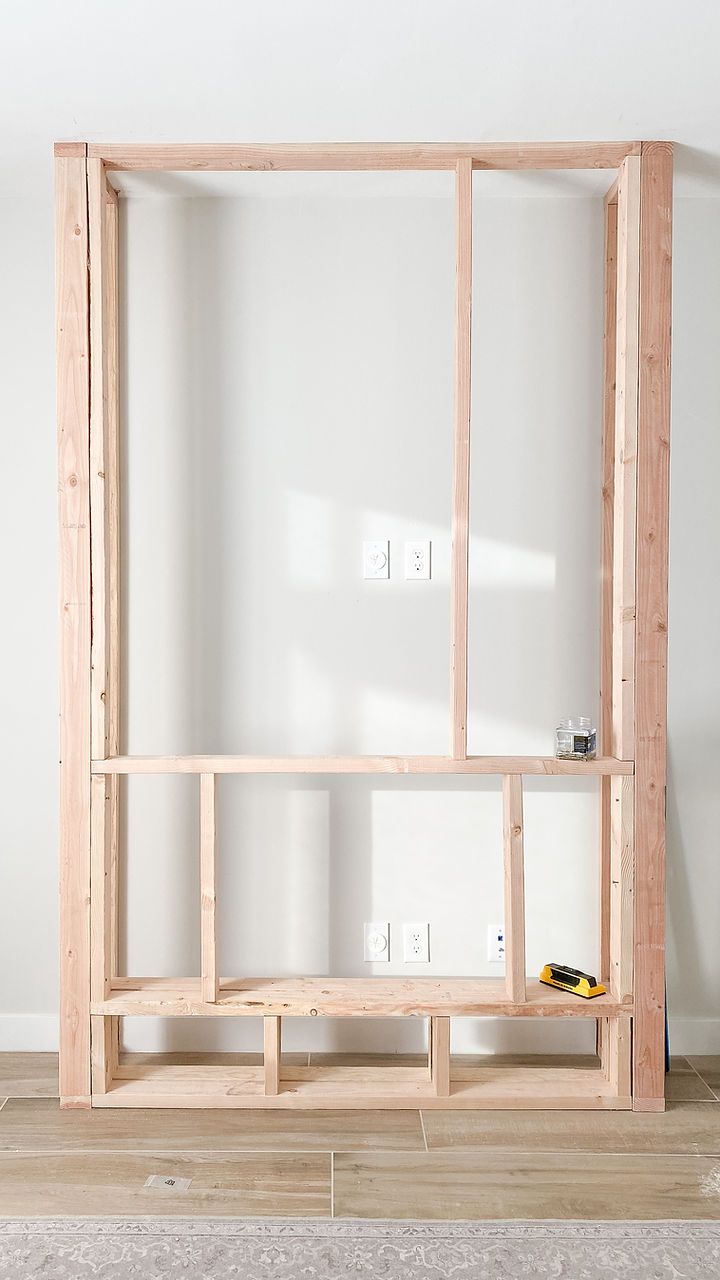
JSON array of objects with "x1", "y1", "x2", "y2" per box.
[{"x1": 1, "y1": 1219, "x2": 719, "y2": 1278}]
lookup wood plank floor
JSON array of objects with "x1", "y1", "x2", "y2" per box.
[{"x1": 1, "y1": 1052, "x2": 719, "y2": 1218}]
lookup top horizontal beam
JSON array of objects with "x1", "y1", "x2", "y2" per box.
[
  {"x1": 92, "y1": 755, "x2": 633, "y2": 776},
  {"x1": 84, "y1": 141, "x2": 642, "y2": 173}
]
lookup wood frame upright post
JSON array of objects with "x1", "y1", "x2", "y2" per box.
[
  {"x1": 632, "y1": 142, "x2": 672, "y2": 1111},
  {"x1": 502, "y1": 775, "x2": 526, "y2": 1002},
  {"x1": 599, "y1": 183, "x2": 618, "y2": 989},
  {"x1": 200, "y1": 774, "x2": 218, "y2": 1003},
  {"x1": 450, "y1": 158, "x2": 472, "y2": 758},
  {"x1": 600, "y1": 156, "x2": 641, "y2": 1090},
  {"x1": 56, "y1": 143, "x2": 92, "y2": 1107},
  {"x1": 88, "y1": 156, "x2": 121, "y2": 1093}
]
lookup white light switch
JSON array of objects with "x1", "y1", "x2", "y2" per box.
[
  {"x1": 363, "y1": 540, "x2": 390, "y2": 579},
  {"x1": 404, "y1": 540, "x2": 431, "y2": 580}
]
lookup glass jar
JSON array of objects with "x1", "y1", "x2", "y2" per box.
[{"x1": 555, "y1": 717, "x2": 597, "y2": 761}]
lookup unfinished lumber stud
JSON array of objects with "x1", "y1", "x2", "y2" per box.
[
  {"x1": 430, "y1": 1016, "x2": 451, "y2": 1097},
  {"x1": 264, "y1": 1016, "x2": 282, "y2": 1096},
  {"x1": 502, "y1": 775, "x2": 526, "y2": 1003},
  {"x1": 450, "y1": 157, "x2": 472, "y2": 759},
  {"x1": 200, "y1": 774, "x2": 218, "y2": 1003}
]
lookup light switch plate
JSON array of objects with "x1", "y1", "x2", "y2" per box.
[
  {"x1": 364, "y1": 922, "x2": 390, "y2": 962},
  {"x1": 363, "y1": 540, "x2": 390, "y2": 579}
]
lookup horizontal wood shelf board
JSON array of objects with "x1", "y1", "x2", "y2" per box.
[
  {"x1": 92, "y1": 754, "x2": 633, "y2": 776},
  {"x1": 87, "y1": 142, "x2": 641, "y2": 173},
  {"x1": 93, "y1": 1062, "x2": 628, "y2": 1109},
  {"x1": 96, "y1": 977, "x2": 632, "y2": 1019}
]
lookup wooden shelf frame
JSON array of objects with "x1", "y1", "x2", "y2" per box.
[{"x1": 56, "y1": 139, "x2": 672, "y2": 1112}]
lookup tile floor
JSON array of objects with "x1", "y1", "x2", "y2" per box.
[{"x1": 1, "y1": 1053, "x2": 719, "y2": 1218}]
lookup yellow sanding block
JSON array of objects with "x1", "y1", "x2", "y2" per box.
[{"x1": 539, "y1": 963, "x2": 606, "y2": 999}]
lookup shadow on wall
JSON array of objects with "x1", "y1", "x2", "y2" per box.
[{"x1": 116, "y1": 186, "x2": 604, "y2": 1055}]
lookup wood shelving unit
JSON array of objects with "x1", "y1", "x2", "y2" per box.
[{"x1": 56, "y1": 139, "x2": 672, "y2": 1112}]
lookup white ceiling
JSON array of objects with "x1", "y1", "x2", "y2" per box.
[{"x1": 2, "y1": 0, "x2": 720, "y2": 199}]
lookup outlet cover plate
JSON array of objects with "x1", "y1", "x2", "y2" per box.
[
  {"x1": 403, "y1": 921, "x2": 430, "y2": 963},
  {"x1": 404, "y1": 540, "x2": 431, "y2": 580},
  {"x1": 487, "y1": 924, "x2": 505, "y2": 963}
]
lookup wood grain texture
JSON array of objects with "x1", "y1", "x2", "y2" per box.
[
  {"x1": 88, "y1": 141, "x2": 641, "y2": 172},
  {"x1": 90, "y1": 1015, "x2": 117, "y2": 1096},
  {"x1": 91, "y1": 1062, "x2": 626, "y2": 1110},
  {"x1": 88, "y1": 157, "x2": 110, "y2": 764},
  {"x1": 0, "y1": 1151, "x2": 330, "y2": 1217},
  {"x1": 0, "y1": 1055, "x2": 58, "y2": 1099},
  {"x1": 612, "y1": 154, "x2": 641, "y2": 760},
  {"x1": 604, "y1": 1014, "x2": 632, "y2": 1097},
  {"x1": 0, "y1": 1096, "x2": 424, "y2": 1152},
  {"x1": 56, "y1": 152, "x2": 91, "y2": 1108},
  {"x1": 333, "y1": 1150, "x2": 720, "y2": 1219},
  {"x1": 104, "y1": 178, "x2": 121, "y2": 997},
  {"x1": 633, "y1": 142, "x2": 673, "y2": 1112},
  {"x1": 89, "y1": 773, "x2": 111, "y2": 1003},
  {"x1": 610, "y1": 777, "x2": 634, "y2": 1002},
  {"x1": 54, "y1": 142, "x2": 87, "y2": 158},
  {"x1": 430, "y1": 1017, "x2": 450, "y2": 1098},
  {"x1": 502, "y1": 776, "x2": 526, "y2": 1002},
  {"x1": 88, "y1": 159, "x2": 121, "y2": 1094},
  {"x1": 450, "y1": 158, "x2": 472, "y2": 757},
  {"x1": 599, "y1": 196, "x2": 618, "y2": 985},
  {"x1": 94, "y1": 977, "x2": 633, "y2": 1019},
  {"x1": 92, "y1": 754, "x2": 633, "y2": 776},
  {"x1": 200, "y1": 774, "x2": 217, "y2": 1003},
  {"x1": 423, "y1": 1099, "x2": 720, "y2": 1154},
  {"x1": 264, "y1": 1017, "x2": 281, "y2": 1097}
]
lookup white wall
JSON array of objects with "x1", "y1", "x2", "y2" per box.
[{"x1": 2, "y1": 185, "x2": 718, "y2": 1054}]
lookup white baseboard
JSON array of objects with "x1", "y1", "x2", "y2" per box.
[
  {"x1": 0, "y1": 1016, "x2": 59, "y2": 1051},
  {"x1": 667, "y1": 1018, "x2": 720, "y2": 1055},
  {"x1": 1, "y1": 1015, "x2": 718, "y2": 1056}
]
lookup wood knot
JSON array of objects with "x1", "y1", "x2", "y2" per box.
[
  {"x1": 74, "y1": 225, "x2": 82, "y2": 236},
  {"x1": 310, "y1": 1008, "x2": 318, "y2": 1017},
  {"x1": 68, "y1": 474, "x2": 78, "y2": 487}
]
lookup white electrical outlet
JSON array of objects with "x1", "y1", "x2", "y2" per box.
[
  {"x1": 487, "y1": 924, "x2": 505, "y2": 963},
  {"x1": 404, "y1": 540, "x2": 431, "y2": 580},
  {"x1": 364, "y1": 922, "x2": 390, "y2": 962},
  {"x1": 403, "y1": 922, "x2": 430, "y2": 963},
  {"x1": 363, "y1": 540, "x2": 390, "y2": 580}
]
